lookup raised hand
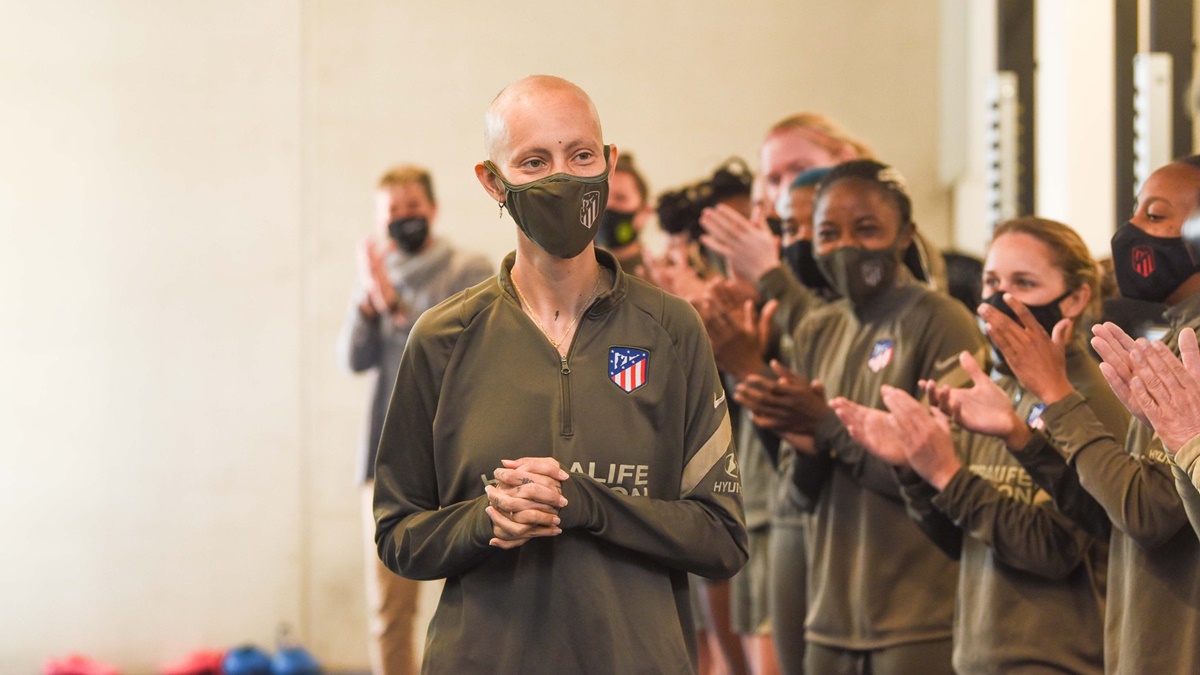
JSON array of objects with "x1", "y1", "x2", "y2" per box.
[
  {"x1": 1127, "y1": 329, "x2": 1200, "y2": 454},
  {"x1": 977, "y1": 293, "x2": 1073, "y2": 404},
  {"x1": 698, "y1": 202, "x2": 781, "y2": 282},
  {"x1": 697, "y1": 280, "x2": 778, "y2": 381},
  {"x1": 1091, "y1": 322, "x2": 1151, "y2": 427},
  {"x1": 920, "y1": 351, "x2": 1026, "y2": 449}
]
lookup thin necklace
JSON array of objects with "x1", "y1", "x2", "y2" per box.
[{"x1": 512, "y1": 265, "x2": 604, "y2": 351}]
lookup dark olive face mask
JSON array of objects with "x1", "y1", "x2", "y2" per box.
[
  {"x1": 484, "y1": 146, "x2": 611, "y2": 259},
  {"x1": 813, "y1": 244, "x2": 903, "y2": 308}
]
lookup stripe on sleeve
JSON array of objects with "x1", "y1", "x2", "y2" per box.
[{"x1": 680, "y1": 412, "x2": 733, "y2": 497}]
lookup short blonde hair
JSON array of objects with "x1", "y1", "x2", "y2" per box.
[
  {"x1": 767, "y1": 112, "x2": 875, "y2": 160},
  {"x1": 377, "y1": 165, "x2": 435, "y2": 205}
]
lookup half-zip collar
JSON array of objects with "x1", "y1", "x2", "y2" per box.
[{"x1": 497, "y1": 247, "x2": 629, "y2": 317}]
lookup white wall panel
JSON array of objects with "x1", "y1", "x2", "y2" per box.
[{"x1": 0, "y1": 2, "x2": 305, "y2": 671}]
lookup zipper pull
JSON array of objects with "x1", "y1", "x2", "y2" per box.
[{"x1": 561, "y1": 355, "x2": 571, "y2": 375}]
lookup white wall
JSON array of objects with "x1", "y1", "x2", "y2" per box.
[
  {"x1": 0, "y1": 1, "x2": 948, "y2": 671},
  {"x1": 942, "y1": 0, "x2": 997, "y2": 256},
  {"x1": 0, "y1": 0, "x2": 306, "y2": 670},
  {"x1": 1036, "y1": 0, "x2": 1117, "y2": 256}
]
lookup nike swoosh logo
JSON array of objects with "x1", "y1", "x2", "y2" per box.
[
  {"x1": 934, "y1": 354, "x2": 961, "y2": 372},
  {"x1": 714, "y1": 392, "x2": 726, "y2": 409}
]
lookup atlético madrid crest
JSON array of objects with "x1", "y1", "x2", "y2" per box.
[
  {"x1": 867, "y1": 339, "x2": 894, "y2": 373},
  {"x1": 1027, "y1": 403, "x2": 1047, "y2": 430},
  {"x1": 1132, "y1": 245, "x2": 1155, "y2": 278},
  {"x1": 581, "y1": 191, "x2": 601, "y2": 229},
  {"x1": 609, "y1": 346, "x2": 649, "y2": 393}
]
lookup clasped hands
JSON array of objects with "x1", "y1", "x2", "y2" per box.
[{"x1": 483, "y1": 457, "x2": 570, "y2": 549}]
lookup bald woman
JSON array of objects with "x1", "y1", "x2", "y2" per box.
[{"x1": 372, "y1": 75, "x2": 748, "y2": 674}]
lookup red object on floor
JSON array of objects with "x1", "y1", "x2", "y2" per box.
[
  {"x1": 161, "y1": 649, "x2": 226, "y2": 675},
  {"x1": 43, "y1": 653, "x2": 121, "y2": 675}
]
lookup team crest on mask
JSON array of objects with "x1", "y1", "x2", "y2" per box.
[
  {"x1": 609, "y1": 346, "x2": 649, "y2": 393},
  {"x1": 1132, "y1": 245, "x2": 1155, "y2": 277},
  {"x1": 867, "y1": 339, "x2": 894, "y2": 373},
  {"x1": 1027, "y1": 403, "x2": 1047, "y2": 430},
  {"x1": 581, "y1": 191, "x2": 601, "y2": 229},
  {"x1": 861, "y1": 259, "x2": 884, "y2": 287}
]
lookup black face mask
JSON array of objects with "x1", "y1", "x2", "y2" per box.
[
  {"x1": 596, "y1": 209, "x2": 638, "y2": 249},
  {"x1": 781, "y1": 240, "x2": 832, "y2": 292},
  {"x1": 388, "y1": 217, "x2": 429, "y2": 254},
  {"x1": 979, "y1": 289, "x2": 1071, "y2": 367},
  {"x1": 1111, "y1": 221, "x2": 1199, "y2": 302},
  {"x1": 766, "y1": 216, "x2": 784, "y2": 237}
]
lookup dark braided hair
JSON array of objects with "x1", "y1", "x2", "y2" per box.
[{"x1": 815, "y1": 159, "x2": 913, "y2": 227}]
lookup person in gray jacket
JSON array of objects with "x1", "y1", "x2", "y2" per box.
[{"x1": 337, "y1": 164, "x2": 492, "y2": 675}]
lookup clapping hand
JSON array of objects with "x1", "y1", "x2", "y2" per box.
[
  {"x1": 830, "y1": 397, "x2": 909, "y2": 465},
  {"x1": 922, "y1": 351, "x2": 1029, "y2": 450},
  {"x1": 698, "y1": 203, "x2": 781, "y2": 283},
  {"x1": 736, "y1": 360, "x2": 830, "y2": 439},
  {"x1": 356, "y1": 235, "x2": 404, "y2": 321},
  {"x1": 642, "y1": 246, "x2": 711, "y2": 304},
  {"x1": 1091, "y1": 322, "x2": 1152, "y2": 427},
  {"x1": 1123, "y1": 328, "x2": 1200, "y2": 454},
  {"x1": 697, "y1": 278, "x2": 779, "y2": 382},
  {"x1": 880, "y1": 386, "x2": 962, "y2": 490}
]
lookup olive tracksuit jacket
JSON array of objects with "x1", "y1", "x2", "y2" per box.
[
  {"x1": 373, "y1": 249, "x2": 749, "y2": 675},
  {"x1": 789, "y1": 269, "x2": 985, "y2": 652},
  {"x1": 899, "y1": 340, "x2": 1128, "y2": 674},
  {"x1": 1027, "y1": 291, "x2": 1200, "y2": 674},
  {"x1": 1171, "y1": 437, "x2": 1200, "y2": 537}
]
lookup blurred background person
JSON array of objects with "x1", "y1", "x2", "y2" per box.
[
  {"x1": 645, "y1": 158, "x2": 756, "y2": 304},
  {"x1": 336, "y1": 165, "x2": 493, "y2": 675},
  {"x1": 597, "y1": 152, "x2": 654, "y2": 277}
]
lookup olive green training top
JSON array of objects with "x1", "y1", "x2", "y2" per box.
[
  {"x1": 757, "y1": 264, "x2": 827, "y2": 527},
  {"x1": 789, "y1": 268, "x2": 986, "y2": 651},
  {"x1": 373, "y1": 249, "x2": 748, "y2": 675},
  {"x1": 1169, "y1": 436, "x2": 1200, "y2": 538},
  {"x1": 1033, "y1": 290, "x2": 1200, "y2": 675},
  {"x1": 900, "y1": 338, "x2": 1128, "y2": 674}
]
